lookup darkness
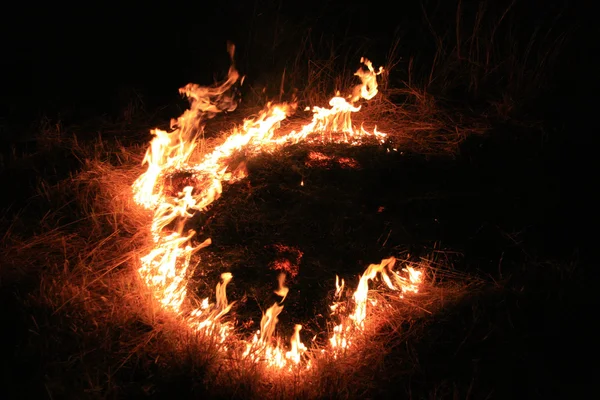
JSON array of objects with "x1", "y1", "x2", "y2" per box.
[
  {"x1": 2, "y1": 1, "x2": 592, "y2": 123},
  {"x1": 2, "y1": 0, "x2": 595, "y2": 248},
  {"x1": 1, "y1": 0, "x2": 597, "y2": 398}
]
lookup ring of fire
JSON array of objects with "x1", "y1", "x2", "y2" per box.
[{"x1": 131, "y1": 43, "x2": 424, "y2": 370}]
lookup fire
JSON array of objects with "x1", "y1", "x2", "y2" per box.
[
  {"x1": 349, "y1": 257, "x2": 422, "y2": 326},
  {"x1": 349, "y1": 57, "x2": 383, "y2": 102},
  {"x1": 274, "y1": 272, "x2": 289, "y2": 302},
  {"x1": 133, "y1": 43, "x2": 241, "y2": 209},
  {"x1": 286, "y1": 324, "x2": 307, "y2": 364},
  {"x1": 131, "y1": 43, "x2": 423, "y2": 371}
]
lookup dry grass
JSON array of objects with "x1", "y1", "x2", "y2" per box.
[
  {"x1": 0, "y1": 2, "x2": 577, "y2": 397},
  {"x1": 235, "y1": 0, "x2": 571, "y2": 157},
  {"x1": 1, "y1": 105, "x2": 586, "y2": 398},
  {"x1": 0, "y1": 120, "x2": 490, "y2": 399}
]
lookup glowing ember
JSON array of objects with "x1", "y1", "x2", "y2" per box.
[
  {"x1": 269, "y1": 243, "x2": 302, "y2": 278},
  {"x1": 131, "y1": 44, "x2": 423, "y2": 371},
  {"x1": 305, "y1": 151, "x2": 360, "y2": 169}
]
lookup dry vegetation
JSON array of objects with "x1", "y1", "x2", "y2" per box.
[
  {"x1": 0, "y1": 132, "x2": 482, "y2": 398},
  {"x1": 1, "y1": 110, "x2": 584, "y2": 398},
  {"x1": 1, "y1": 1, "x2": 586, "y2": 399}
]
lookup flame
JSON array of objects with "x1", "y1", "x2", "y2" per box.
[
  {"x1": 131, "y1": 45, "x2": 423, "y2": 371},
  {"x1": 328, "y1": 257, "x2": 423, "y2": 354},
  {"x1": 349, "y1": 57, "x2": 383, "y2": 103},
  {"x1": 351, "y1": 257, "x2": 396, "y2": 326},
  {"x1": 286, "y1": 324, "x2": 307, "y2": 364},
  {"x1": 243, "y1": 302, "x2": 286, "y2": 368},
  {"x1": 215, "y1": 272, "x2": 234, "y2": 313},
  {"x1": 260, "y1": 302, "x2": 284, "y2": 344},
  {"x1": 133, "y1": 43, "x2": 240, "y2": 209},
  {"x1": 335, "y1": 275, "x2": 345, "y2": 298},
  {"x1": 274, "y1": 272, "x2": 289, "y2": 302}
]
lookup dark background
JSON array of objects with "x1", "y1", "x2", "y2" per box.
[
  {"x1": 1, "y1": 0, "x2": 596, "y2": 258},
  {"x1": 0, "y1": 2, "x2": 597, "y2": 398},
  {"x1": 1, "y1": 1, "x2": 594, "y2": 125}
]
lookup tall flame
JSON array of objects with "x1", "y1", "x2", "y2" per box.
[
  {"x1": 132, "y1": 45, "x2": 423, "y2": 371},
  {"x1": 286, "y1": 324, "x2": 307, "y2": 364},
  {"x1": 133, "y1": 42, "x2": 241, "y2": 208}
]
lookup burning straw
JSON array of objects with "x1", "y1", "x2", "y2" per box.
[{"x1": 131, "y1": 43, "x2": 426, "y2": 372}]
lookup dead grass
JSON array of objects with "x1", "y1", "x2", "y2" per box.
[
  {"x1": 0, "y1": 2, "x2": 577, "y2": 397},
  {"x1": 1, "y1": 100, "x2": 588, "y2": 397},
  {"x1": 0, "y1": 120, "x2": 490, "y2": 399},
  {"x1": 236, "y1": 0, "x2": 571, "y2": 157}
]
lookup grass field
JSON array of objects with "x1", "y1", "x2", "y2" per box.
[{"x1": 0, "y1": 1, "x2": 593, "y2": 399}]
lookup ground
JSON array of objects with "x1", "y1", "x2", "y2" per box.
[
  {"x1": 0, "y1": 1, "x2": 594, "y2": 396},
  {"x1": 0, "y1": 106, "x2": 592, "y2": 398}
]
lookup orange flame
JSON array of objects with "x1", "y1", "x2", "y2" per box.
[
  {"x1": 286, "y1": 324, "x2": 307, "y2": 364},
  {"x1": 274, "y1": 272, "x2": 289, "y2": 302}
]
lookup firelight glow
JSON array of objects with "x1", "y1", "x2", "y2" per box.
[{"x1": 132, "y1": 43, "x2": 423, "y2": 370}]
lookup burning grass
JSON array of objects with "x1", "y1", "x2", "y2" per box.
[
  {"x1": 0, "y1": 48, "x2": 487, "y2": 397},
  {"x1": 0, "y1": 108, "x2": 586, "y2": 400},
  {"x1": 0, "y1": 131, "x2": 479, "y2": 398},
  {"x1": 124, "y1": 47, "x2": 442, "y2": 374},
  {"x1": 0, "y1": 12, "x2": 585, "y2": 393}
]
